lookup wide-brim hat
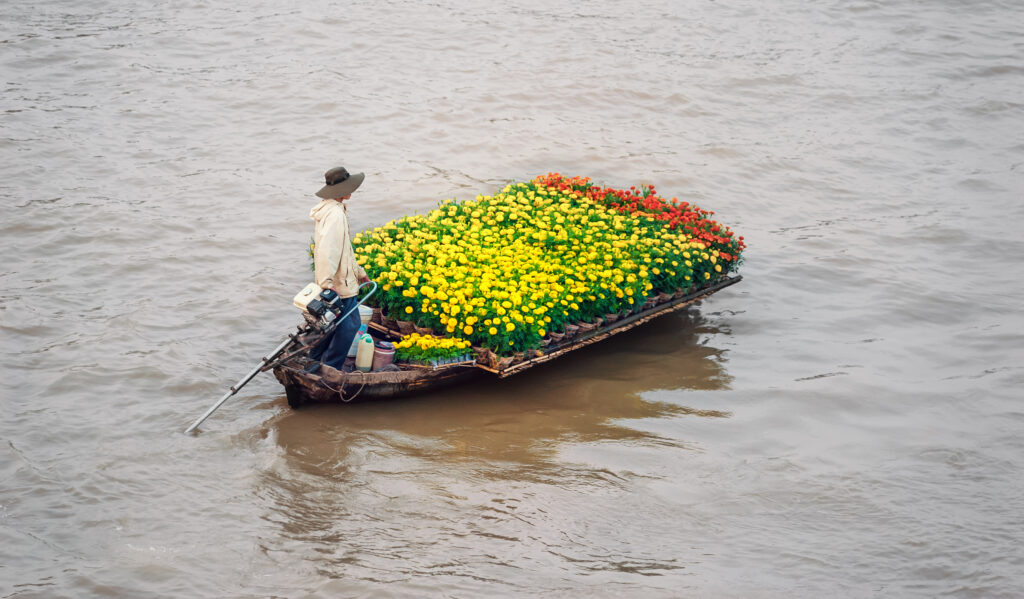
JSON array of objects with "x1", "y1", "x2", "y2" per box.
[{"x1": 315, "y1": 166, "x2": 364, "y2": 199}]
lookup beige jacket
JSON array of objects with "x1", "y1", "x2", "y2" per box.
[{"x1": 310, "y1": 199, "x2": 367, "y2": 299}]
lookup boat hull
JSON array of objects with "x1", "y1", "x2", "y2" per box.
[
  {"x1": 273, "y1": 275, "x2": 741, "y2": 407},
  {"x1": 273, "y1": 360, "x2": 484, "y2": 407}
]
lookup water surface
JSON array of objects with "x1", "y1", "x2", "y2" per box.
[{"x1": 2, "y1": 0, "x2": 1023, "y2": 596}]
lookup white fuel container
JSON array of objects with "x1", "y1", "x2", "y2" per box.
[{"x1": 355, "y1": 334, "x2": 375, "y2": 372}]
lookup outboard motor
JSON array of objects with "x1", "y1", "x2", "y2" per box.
[{"x1": 293, "y1": 284, "x2": 345, "y2": 330}]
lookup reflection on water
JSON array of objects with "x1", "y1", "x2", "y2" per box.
[
  {"x1": 251, "y1": 307, "x2": 731, "y2": 579},
  {"x1": 266, "y1": 307, "x2": 730, "y2": 468}
]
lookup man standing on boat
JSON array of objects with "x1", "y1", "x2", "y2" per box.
[{"x1": 307, "y1": 166, "x2": 371, "y2": 371}]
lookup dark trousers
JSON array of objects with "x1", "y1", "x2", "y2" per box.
[{"x1": 308, "y1": 295, "x2": 361, "y2": 369}]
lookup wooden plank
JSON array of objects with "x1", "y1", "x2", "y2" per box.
[{"x1": 367, "y1": 321, "x2": 402, "y2": 339}]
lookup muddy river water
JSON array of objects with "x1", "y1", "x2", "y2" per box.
[{"x1": 2, "y1": 0, "x2": 1023, "y2": 596}]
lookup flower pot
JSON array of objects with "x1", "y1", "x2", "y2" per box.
[
  {"x1": 548, "y1": 331, "x2": 565, "y2": 342},
  {"x1": 604, "y1": 313, "x2": 620, "y2": 323},
  {"x1": 396, "y1": 320, "x2": 417, "y2": 335},
  {"x1": 414, "y1": 325, "x2": 434, "y2": 336},
  {"x1": 371, "y1": 308, "x2": 383, "y2": 325},
  {"x1": 477, "y1": 348, "x2": 500, "y2": 369},
  {"x1": 577, "y1": 321, "x2": 597, "y2": 332},
  {"x1": 656, "y1": 292, "x2": 672, "y2": 304},
  {"x1": 497, "y1": 356, "x2": 515, "y2": 370},
  {"x1": 564, "y1": 323, "x2": 580, "y2": 338},
  {"x1": 381, "y1": 314, "x2": 399, "y2": 330}
]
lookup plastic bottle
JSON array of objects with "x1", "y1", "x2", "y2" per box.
[
  {"x1": 348, "y1": 323, "x2": 368, "y2": 357},
  {"x1": 355, "y1": 334, "x2": 374, "y2": 371}
]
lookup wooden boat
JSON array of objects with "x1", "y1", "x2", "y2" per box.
[{"x1": 271, "y1": 275, "x2": 741, "y2": 407}]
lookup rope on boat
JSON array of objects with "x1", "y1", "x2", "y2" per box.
[
  {"x1": 338, "y1": 369, "x2": 366, "y2": 403},
  {"x1": 315, "y1": 370, "x2": 366, "y2": 403}
]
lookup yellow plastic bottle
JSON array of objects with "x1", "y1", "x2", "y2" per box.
[{"x1": 355, "y1": 334, "x2": 374, "y2": 372}]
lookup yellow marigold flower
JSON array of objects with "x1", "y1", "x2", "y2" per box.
[{"x1": 488, "y1": 327, "x2": 498, "y2": 335}]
